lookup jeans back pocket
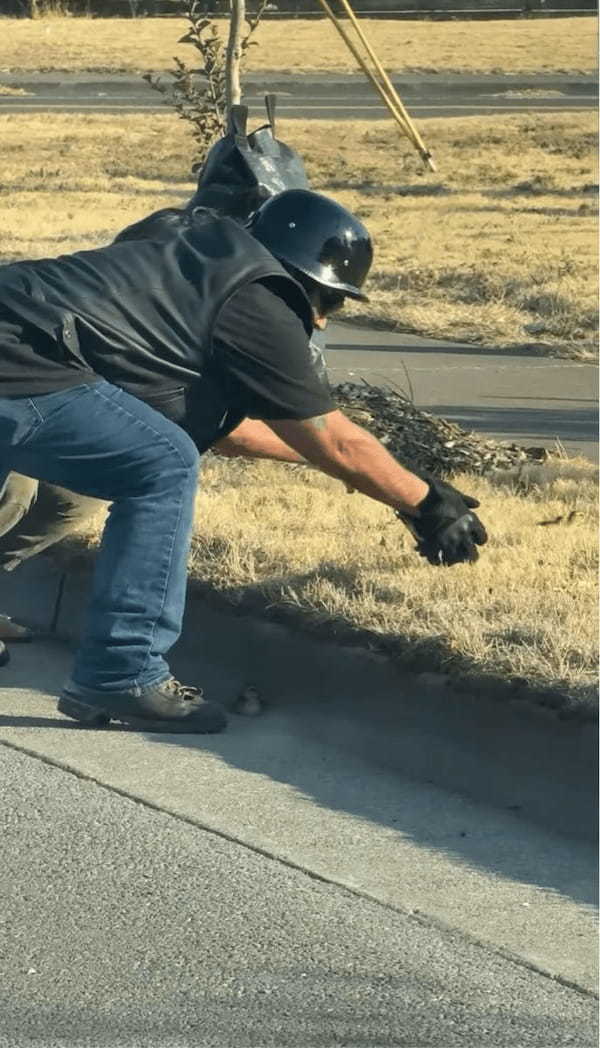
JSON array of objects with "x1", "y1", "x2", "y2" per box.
[{"x1": 0, "y1": 396, "x2": 44, "y2": 449}]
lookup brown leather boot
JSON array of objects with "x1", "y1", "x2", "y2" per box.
[{"x1": 58, "y1": 677, "x2": 227, "y2": 733}]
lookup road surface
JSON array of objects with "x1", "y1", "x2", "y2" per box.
[
  {"x1": 0, "y1": 71, "x2": 596, "y2": 118},
  {"x1": 0, "y1": 637, "x2": 597, "y2": 1046},
  {"x1": 326, "y1": 322, "x2": 598, "y2": 462}
]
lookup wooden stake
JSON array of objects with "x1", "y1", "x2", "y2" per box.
[
  {"x1": 335, "y1": 0, "x2": 435, "y2": 170},
  {"x1": 225, "y1": 0, "x2": 245, "y2": 113},
  {"x1": 315, "y1": 0, "x2": 436, "y2": 172}
]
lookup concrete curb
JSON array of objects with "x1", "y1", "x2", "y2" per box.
[{"x1": 2, "y1": 554, "x2": 597, "y2": 842}]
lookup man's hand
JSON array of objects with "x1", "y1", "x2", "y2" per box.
[{"x1": 399, "y1": 474, "x2": 488, "y2": 566}]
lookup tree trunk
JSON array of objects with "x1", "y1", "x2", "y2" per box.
[{"x1": 225, "y1": 0, "x2": 245, "y2": 117}]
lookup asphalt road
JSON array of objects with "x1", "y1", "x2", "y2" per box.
[
  {"x1": 0, "y1": 71, "x2": 596, "y2": 118},
  {"x1": 0, "y1": 638, "x2": 597, "y2": 1046},
  {"x1": 326, "y1": 322, "x2": 598, "y2": 463}
]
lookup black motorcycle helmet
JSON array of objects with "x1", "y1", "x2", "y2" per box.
[{"x1": 248, "y1": 189, "x2": 373, "y2": 303}]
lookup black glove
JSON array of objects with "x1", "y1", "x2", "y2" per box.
[{"x1": 397, "y1": 473, "x2": 488, "y2": 566}]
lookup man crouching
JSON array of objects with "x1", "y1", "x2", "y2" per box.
[{"x1": 0, "y1": 190, "x2": 487, "y2": 732}]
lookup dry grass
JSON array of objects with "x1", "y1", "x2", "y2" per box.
[
  {"x1": 75, "y1": 455, "x2": 598, "y2": 712},
  {"x1": 1, "y1": 110, "x2": 595, "y2": 708},
  {"x1": 0, "y1": 85, "x2": 29, "y2": 96},
  {"x1": 0, "y1": 111, "x2": 596, "y2": 357},
  {"x1": 0, "y1": 16, "x2": 595, "y2": 75},
  {"x1": 287, "y1": 116, "x2": 598, "y2": 359}
]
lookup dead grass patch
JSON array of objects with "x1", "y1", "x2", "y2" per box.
[
  {"x1": 73, "y1": 454, "x2": 598, "y2": 713},
  {"x1": 2, "y1": 110, "x2": 595, "y2": 710},
  {"x1": 0, "y1": 111, "x2": 596, "y2": 358},
  {"x1": 0, "y1": 85, "x2": 29, "y2": 96},
  {"x1": 0, "y1": 16, "x2": 594, "y2": 75}
]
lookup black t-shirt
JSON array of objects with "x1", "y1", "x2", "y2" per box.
[{"x1": 0, "y1": 277, "x2": 334, "y2": 453}]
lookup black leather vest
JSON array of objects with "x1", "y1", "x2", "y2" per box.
[{"x1": 0, "y1": 209, "x2": 314, "y2": 401}]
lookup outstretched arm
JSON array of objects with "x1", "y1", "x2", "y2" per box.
[
  {"x1": 266, "y1": 410, "x2": 428, "y2": 515},
  {"x1": 212, "y1": 412, "x2": 427, "y2": 512},
  {"x1": 213, "y1": 411, "x2": 488, "y2": 565}
]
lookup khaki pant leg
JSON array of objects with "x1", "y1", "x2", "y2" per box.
[
  {"x1": 0, "y1": 475, "x2": 102, "y2": 572},
  {"x1": 0, "y1": 473, "x2": 39, "y2": 540}
]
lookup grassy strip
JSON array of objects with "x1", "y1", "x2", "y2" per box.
[
  {"x1": 0, "y1": 16, "x2": 595, "y2": 75},
  {"x1": 70, "y1": 455, "x2": 598, "y2": 716},
  {"x1": 0, "y1": 112, "x2": 596, "y2": 358},
  {"x1": 1, "y1": 110, "x2": 595, "y2": 711}
]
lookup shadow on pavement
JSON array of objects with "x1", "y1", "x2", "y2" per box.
[
  {"x1": 146, "y1": 711, "x2": 598, "y2": 912},
  {"x1": 0, "y1": 599, "x2": 597, "y2": 918},
  {"x1": 5, "y1": 670, "x2": 594, "y2": 913}
]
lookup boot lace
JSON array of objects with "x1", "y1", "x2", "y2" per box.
[{"x1": 166, "y1": 678, "x2": 203, "y2": 703}]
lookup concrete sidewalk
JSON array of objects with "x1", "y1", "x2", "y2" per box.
[
  {"x1": 0, "y1": 638, "x2": 597, "y2": 1046},
  {"x1": 1, "y1": 742, "x2": 596, "y2": 1048}
]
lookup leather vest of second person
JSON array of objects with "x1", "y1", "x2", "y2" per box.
[{"x1": 0, "y1": 209, "x2": 314, "y2": 402}]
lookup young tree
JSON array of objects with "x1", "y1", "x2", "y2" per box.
[
  {"x1": 144, "y1": 0, "x2": 266, "y2": 171},
  {"x1": 225, "y1": 0, "x2": 245, "y2": 111}
]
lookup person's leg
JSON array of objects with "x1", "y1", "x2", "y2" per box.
[
  {"x1": 0, "y1": 380, "x2": 225, "y2": 731},
  {"x1": 0, "y1": 476, "x2": 100, "y2": 641},
  {"x1": 0, "y1": 473, "x2": 38, "y2": 538},
  {"x1": 0, "y1": 478, "x2": 101, "y2": 573},
  {"x1": 0, "y1": 473, "x2": 39, "y2": 640}
]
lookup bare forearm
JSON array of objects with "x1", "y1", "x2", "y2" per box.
[
  {"x1": 212, "y1": 418, "x2": 305, "y2": 464},
  {"x1": 214, "y1": 413, "x2": 428, "y2": 515},
  {"x1": 307, "y1": 424, "x2": 427, "y2": 513},
  {"x1": 268, "y1": 411, "x2": 428, "y2": 515}
]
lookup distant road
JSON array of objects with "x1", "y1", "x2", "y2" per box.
[
  {"x1": 325, "y1": 322, "x2": 598, "y2": 463},
  {"x1": 0, "y1": 71, "x2": 596, "y2": 119}
]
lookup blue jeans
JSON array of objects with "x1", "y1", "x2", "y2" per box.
[{"x1": 0, "y1": 380, "x2": 200, "y2": 693}]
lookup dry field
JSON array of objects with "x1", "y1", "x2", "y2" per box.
[
  {"x1": 0, "y1": 16, "x2": 594, "y2": 75},
  {"x1": 73, "y1": 454, "x2": 598, "y2": 714},
  {"x1": 0, "y1": 111, "x2": 596, "y2": 357},
  {"x1": 193, "y1": 455, "x2": 597, "y2": 711},
  {"x1": 0, "y1": 110, "x2": 597, "y2": 709}
]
